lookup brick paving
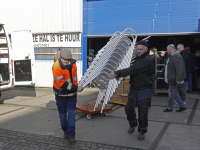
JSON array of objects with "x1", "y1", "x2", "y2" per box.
[{"x1": 0, "y1": 129, "x2": 140, "y2": 150}]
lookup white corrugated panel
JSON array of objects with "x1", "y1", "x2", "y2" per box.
[
  {"x1": 0, "y1": 0, "x2": 82, "y2": 33},
  {"x1": 35, "y1": 60, "x2": 82, "y2": 87}
]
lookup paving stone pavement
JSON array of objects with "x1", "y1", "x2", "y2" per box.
[
  {"x1": 0, "y1": 87, "x2": 200, "y2": 150},
  {"x1": 0, "y1": 128, "x2": 139, "y2": 150}
]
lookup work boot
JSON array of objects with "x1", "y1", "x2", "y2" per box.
[
  {"x1": 138, "y1": 131, "x2": 145, "y2": 141},
  {"x1": 128, "y1": 127, "x2": 135, "y2": 133},
  {"x1": 68, "y1": 136, "x2": 76, "y2": 143}
]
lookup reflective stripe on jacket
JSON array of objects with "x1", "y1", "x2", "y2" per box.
[{"x1": 52, "y1": 58, "x2": 78, "y2": 97}]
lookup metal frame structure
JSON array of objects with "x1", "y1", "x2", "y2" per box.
[
  {"x1": 154, "y1": 51, "x2": 168, "y2": 95},
  {"x1": 79, "y1": 28, "x2": 137, "y2": 112}
]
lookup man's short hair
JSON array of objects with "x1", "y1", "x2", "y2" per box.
[
  {"x1": 177, "y1": 44, "x2": 184, "y2": 48},
  {"x1": 168, "y1": 44, "x2": 176, "y2": 50}
]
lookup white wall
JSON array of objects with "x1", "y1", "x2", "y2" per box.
[
  {"x1": 0, "y1": 0, "x2": 83, "y2": 87},
  {"x1": 35, "y1": 60, "x2": 82, "y2": 87},
  {"x1": 0, "y1": 0, "x2": 82, "y2": 33}
]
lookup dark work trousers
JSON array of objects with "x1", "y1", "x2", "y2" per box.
[
  {"x1": 125, "y1": 87, "x2": 152, "y2": 133},
  {"x1": 55, "y1": 95, "x2": 77, "y2": 138}
]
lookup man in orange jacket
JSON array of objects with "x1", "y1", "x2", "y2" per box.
[{"x1": 52, "y1": 48, "x2": 83, "y2": 143}]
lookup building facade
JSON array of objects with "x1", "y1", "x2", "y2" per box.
[
  {"x1": 0, "y1": 0, "x2": 83, "y2": 87},
  {"x1": 1, "y1": 0, "x2": 200, "y2": 87},
  {"x1": 83, "y1": 0, "x2": 200, "y2": 73}
]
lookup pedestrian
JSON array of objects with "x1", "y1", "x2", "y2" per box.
[
  {"x1": 157, "y1": 51, "x2": 166, "y2": 64},
  {"x1": 149, "y1": 49, "x2": 156, "y2": 91},
  {"x1": 176, "y1": 44, "x2": 190, "y2": 103},
  {"x1": 185, "y1": 47, "x2": 195, "y2": 92},
  {"x1": 193, "y1": 51, "x2": 200, "y2": 90},
  {"x1": 52, "y1": 48, "x2": 84, "y2": 143},
  {"x1": 156, "y1": 51, "x2": 167, "y2": 89},
  {"x1": 152, "y1": 47, "x2": 160, "y2": 62},
  {"x1": 163, "y1": 44, "x2": 187, "y2": 112},
  {"x1": 149, "y1": 49, "x2": 156, "y2": 72},
  {"x1": 107, "y1": 40, "x2": 153, "y2": 141},
  {"x1": 54, "y1": 46, "x2": 62, "y2": 62}
]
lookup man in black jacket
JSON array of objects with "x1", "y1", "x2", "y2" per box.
[
  {"x1": 108, "y1": 40, "x2": 153, "y2": 141},
  {"x1": 177, "y1": 44, "x2": 190, "y2": 103}
]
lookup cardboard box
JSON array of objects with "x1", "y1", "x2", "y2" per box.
[
  {"x1": 109, "y1": 93, "x2": 128, "y2": 105},
  {"x1": 109, "y1": 76, "x2": 130, "y2": 105},
  {"x1": 114, "y1": 83, "x2": 124, "y2": 93},
  {"x1": 123, "y1": 86, "x2": 130, "y2": 94}
]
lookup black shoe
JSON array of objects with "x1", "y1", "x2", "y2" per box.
[
  {"x1": 128, "y1": 127, "x2": 135, "y2": 133},
  {"x1": 68, "y1": 136, "x2": 75, "y2": 143},
  {"x1": 176, "y1": 107, "x2": 186, "y2": 112},
  {"x1": 138, "y1": 131, "x2": 145, "y2": 141},
  {"x1": 163, "y1": 108, "x2": 173, "y2": 112},
  {"x1": 64, "y1": 131, "x2": 67, "y2": 139}
]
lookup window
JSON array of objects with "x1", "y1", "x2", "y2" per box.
[{"x1": 35, "y1": 47, "x2": 82, "y2": 60}]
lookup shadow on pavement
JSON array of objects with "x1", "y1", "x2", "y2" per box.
[{"x1": 0, "y1": 86, "x2": 36, "y2": 103}]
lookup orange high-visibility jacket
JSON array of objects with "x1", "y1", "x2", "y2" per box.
[{"x1": 52, "y1": 59, "x2": 78, "y2": 96}]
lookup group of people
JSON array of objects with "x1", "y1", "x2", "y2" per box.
[
  {"x1": 108, "y1": 42, "x2": 192, "y2": 141},
  {"x1": 150, "y1": 44, "x2": 200, "y2": 94},
  {"x1": 51, "y1": 41, "x2": 199, "y2": 143}
]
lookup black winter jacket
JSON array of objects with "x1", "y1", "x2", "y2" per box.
[
  {"x1": 167, "y1": 53, "x2": 186, "y2": 85},
  {"x1": 180, "y1": 50, "x2": 191, "y2": 78},
  {"x1": 115, "y1": 52, "x2": 153, "y2": 90}
]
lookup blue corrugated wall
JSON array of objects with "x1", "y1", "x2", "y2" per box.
[
  {"x1": 85, "y1": 0, "x2": 200, "y2": 35},
  {"x1": 82, "y1": 0, "x2": 88, "y2": 74}
]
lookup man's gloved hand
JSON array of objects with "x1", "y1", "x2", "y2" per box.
[{"x1": 77, "y1": 86, "x2": 84, "y2": 92}]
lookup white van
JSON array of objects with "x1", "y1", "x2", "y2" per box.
[{"x1": 0, "y1": 23, "x2": 35, "y2": 103}]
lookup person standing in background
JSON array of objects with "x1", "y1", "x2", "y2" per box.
[
  {"x1": 177, "y1": 44, "x2": 189, "y2": 103},
  {"x1": 54, "y1": 46, "x2": 62, "y2": 62},
  {"x1": 193, "y1": 51, "x2": 200, "y2": 90},
  {"x1": 149, "y1": 49, "x2": 156, "y2": 91},
  {"x1": 185, "y1": 47, "x2": 195, "y2": 92}
]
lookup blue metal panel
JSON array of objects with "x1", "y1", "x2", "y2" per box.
[
  {"x1": 82, "y1": 0, "x2": 88, "y2": 75},
  {"x1": 85, "y1": 0, "x2": 200, "y2": 35}
]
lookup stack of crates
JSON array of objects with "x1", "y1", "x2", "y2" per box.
[{"x1": 109, "y1": 76, "x2": 130, "y2": 105}]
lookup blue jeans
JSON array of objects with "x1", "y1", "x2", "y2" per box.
[
  {"x1": 55, "y1": 95, "x2": 77, "y2": 138},
  {"x1": 168, "y1": 85, "x2": 186, "y2": 109},
  {"x1": 126, "y1": 87, "x2": 152, "y2": 133}
]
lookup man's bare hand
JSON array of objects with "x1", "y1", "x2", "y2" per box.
[
  {"x1": 77, "y1": 86, "x2": 84, "y2": 92},
  {"x1": 107, "y1": 70, "x2": 117, "y2": 79}
]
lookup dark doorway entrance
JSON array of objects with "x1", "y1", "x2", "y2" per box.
[{"x1": 88, "y1": 34, "x2": 200, "y2": 55}]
